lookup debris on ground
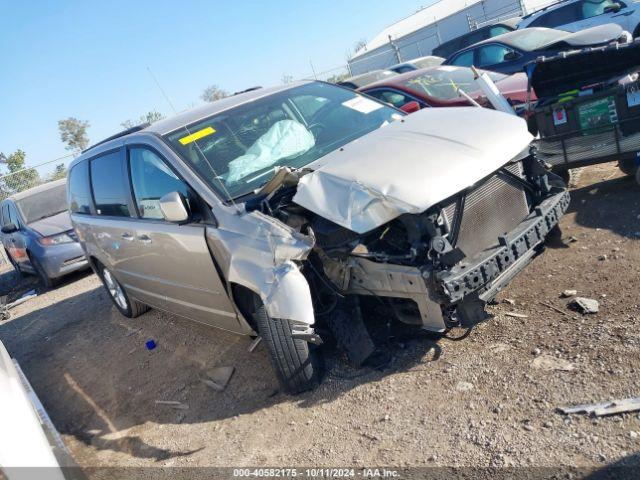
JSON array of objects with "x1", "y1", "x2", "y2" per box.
[
  {"x1": 504, "y1": 312, "x2": 528, "y2": 318},
  {"x1": 532, "y1": 354, "x2": 575, "y2": 372},
  {"x1": 561, "y1": 290, "x2": 578, "y2": 298},
  {"x1": 540, "y1": 301, "x2": 571, "y2": 317},
  {"x1": 247, "y1": 336, "x2": 262, "y2": 353},
  {"x1": 201, "y1": 366, "x2": 235, "y2": 392},
  {"x1": 154, "y1": 400, "x2": 189, "y2": 410},
  {"x1": 502, "y1": 298, "x2": 516, "y2": 306},
  {"x1": 569, "y1": 297, "x2": 600, "y2": 314},
  {"x1": 0, "y1": 290, "x2": 39, "y2": 322},
  {"x1": 456, "y1": 381, "x2": 474, "y2": 392},
  {"x1": 559, "y1": 397, "x2": 640, "y2": 417},
  {"x1": 145, "y1": 339, "x2": 157, "y2": 350}
]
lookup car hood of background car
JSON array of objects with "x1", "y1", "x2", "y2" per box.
[
  {"x1": 541, "y1": 23, "x2": 622, "y2": 50},
  {"x1": 27, "y1": 211, "x2": 72, "y2": 237},
  {"x1": 292, "y1": 107, "x2": 533, "y2": 234}
]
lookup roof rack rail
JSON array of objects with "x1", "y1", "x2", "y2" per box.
[{"x1": 82, "y1": 123, "x2": 151, "y2": 154}]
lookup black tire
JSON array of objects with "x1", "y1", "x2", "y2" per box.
[
  {"x1": 557, "y1": 168, "x2": 573, "y2": 186},
  {"x1": 618, "y1": 158, "x2": 637, "y2": 176},
  {"x1": 636, "y1": 166, "x2": 640, "y2": 187},
  {"x1": 249, "y1": 294, "x2": 321, "y2": 394},
  {"x1": 29, "y1": 253, "x2": 58, "y2": 289},
  {"x1": 96, "y1": 262, "x2": 149, "y2": 318}
]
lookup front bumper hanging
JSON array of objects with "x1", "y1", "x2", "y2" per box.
[{"x1": 438, "y1": 189, "x2": 570, "y2": 304}]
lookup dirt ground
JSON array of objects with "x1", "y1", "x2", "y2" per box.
[{"x1": 1, "y1": 162, "x2": 639, "y2": 476}]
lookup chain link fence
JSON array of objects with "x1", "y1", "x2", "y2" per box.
[{"x1": 0, "y1": 154, "x2": 75, "y2": 202}]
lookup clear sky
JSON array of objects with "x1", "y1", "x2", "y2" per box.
[{"x1": 0, "y1": 0, "x2": 430, "y2": 173}]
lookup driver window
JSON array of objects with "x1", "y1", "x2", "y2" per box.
[
  {"x1": 478, "y1": 45, "x2": 512, "y2": 66},
  {"x1": 129, "y1": 147, "x2": 190, "y2": 220},
  {"x1": 451, "y1": 50, "x2": 474, "y2": 67}
]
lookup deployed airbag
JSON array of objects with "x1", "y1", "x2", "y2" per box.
[{"x1": 227, "y1": 120, "x2": 315, "y2": 183}]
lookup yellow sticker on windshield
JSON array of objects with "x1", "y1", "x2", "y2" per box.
[{"x1": 178, "y1": 126, "x2": 216, "y2": 145}]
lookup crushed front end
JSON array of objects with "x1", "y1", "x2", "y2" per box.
[{"x1": 306, "y1": 150, "x2": 569, "y2": 332}]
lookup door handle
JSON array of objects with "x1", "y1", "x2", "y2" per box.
[
  {"x1": 121, "y1": 233, "x2": 134, "y2": 241},
  {"x1": 138, "y1": 234, "x2": 152, "y2": 244}
]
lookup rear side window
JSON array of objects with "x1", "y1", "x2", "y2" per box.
[
  {"x1": 129, "y1": 147, "x2": 189, "y2": 219},
  {"x1": 90, "y1": 150, "x2": 131, "y2": 217},
  {"x1": 68, "y1": 162, "x2": 92, "y2": 215}
]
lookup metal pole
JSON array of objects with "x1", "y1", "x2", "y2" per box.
[
  {"x1": 388, "y1": 35, "x2": 402, "y2": 63},
  {"x1": 309, "y1": 60, "x2": 317, "y2": 79}
]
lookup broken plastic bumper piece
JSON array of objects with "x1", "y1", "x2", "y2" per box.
[{"x1": 438, "y1": 189, "x2": 570, "y2": 304}]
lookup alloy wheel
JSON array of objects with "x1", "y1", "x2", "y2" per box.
[{"x1": 102, "y1": 269, "x2": 128, "y2": 310}]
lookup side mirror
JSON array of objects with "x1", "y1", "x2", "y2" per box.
[
  {"x1": 159, "y1": 191, "x2": 189, "y2": 223},
  {"x1": 400, "y1": 101, "x2": 421, "y2": 114},
  {"x1": 1, "y1": 223, "x2": 18, "y2": 234},
  {"x1": 604, "y1": 3, "x2": 621, "y2": 13},
  {"x1": 504, "y1": 50, "x2": 520, "y2": 61}
]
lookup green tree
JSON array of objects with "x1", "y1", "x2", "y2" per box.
[
  {"x1": 58, "y1": 117, "x2": 90, "y2": 153},
  {"x1": 0, "y1": 150, "x2": 40, "y2": 195},
  {"x1": 121, "y1": 110, "x2": 165, "y2": 129},
  {"x1": 50, "y1": 163, "x2": 68, "y2": 181},
  {"x1": 326, "y1": 72, "x2": 348, "y2": 84},
  {"x1": 201, "y1": 84, "x2": 228, "y2": 102}
]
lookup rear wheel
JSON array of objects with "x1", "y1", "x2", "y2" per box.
[
  {"x1": 618, "y1": 158, "x2": 637, "y2": 176},
  {"x1": 97, "y1": 263, "x2": 149, "y2": 318},
  {"x1": 248, "y1": 293, "x2": 321, "y2": 394},
  {"x1": 557, "y1": 168, "x2": 573, "y2": 186}
]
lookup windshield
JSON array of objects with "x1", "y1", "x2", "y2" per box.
[
  {"x1": 164, "y1": 82, "x2": 401, "y2": 200},
  {"x1": 508, "y1": 28, "x2": 567, "y2": 51},
  {"x1": 16, "y1": 183, "x2": 68, "y2": 224},
  {"x1": 401, "y1": 66, "x2": 507, "y2": 100}
]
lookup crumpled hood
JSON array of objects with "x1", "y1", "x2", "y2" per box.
[
  {"x1": 27, "y1": 211, "x2": 72, "y2": 237},
  {"x1": 293, "y1": 107, "x2": 533, "y2": 233}
]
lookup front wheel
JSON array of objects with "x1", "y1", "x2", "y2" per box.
[
  {"x1": 249, "y1": 294, "x2": 321, "y2": 394},
  {"x1": 98, "y1": 264, "x2": 149, "y2": 318},
  {"x1": 29, "y1": 253, "x2": 58, "y2": 289}
]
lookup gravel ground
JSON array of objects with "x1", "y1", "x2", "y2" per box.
[{"x1": 0, "y1": 163, "x2": 639, "y2": 477}]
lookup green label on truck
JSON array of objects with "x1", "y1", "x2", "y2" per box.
[{"x1": 577, "y1": 96, "x2": 618, "y2": 135}]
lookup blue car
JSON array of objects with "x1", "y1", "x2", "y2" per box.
[
  {"x1": 0, "y1": 179, "x2": 88, "y2": 287},
  {"x1": 443, "y1": 23, "x2": 624, "y2": 74}
]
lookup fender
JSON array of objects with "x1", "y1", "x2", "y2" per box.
[{"x1": 205, "y1": 207, "x2": 315, "y2": 325}]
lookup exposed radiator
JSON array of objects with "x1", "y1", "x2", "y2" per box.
[{"x1": 443, "y1": 162, "x2": 529, "y2": 258}]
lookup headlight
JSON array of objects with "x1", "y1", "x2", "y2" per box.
[{"x1": 38, "y1": 232, "x2": 74, "y2": 246}]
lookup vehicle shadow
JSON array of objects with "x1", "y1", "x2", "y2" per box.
[
  {"x1": 581, "y1": 451, "x2": 640, "y2": 479},
  {"x1": 568, "y1": 174, "x2": 640, "y2": 239},
  {"x1": 0, "y1": 285, "x2": 442, "y2": 463}
]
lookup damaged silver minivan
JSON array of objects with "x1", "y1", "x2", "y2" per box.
[{"x1": 68, "y1": 81, "x2": 569, "y2": 393}]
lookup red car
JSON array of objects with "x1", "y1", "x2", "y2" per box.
[{"x1": 358, "y1": 65, "x2": 536, "y2": 116}]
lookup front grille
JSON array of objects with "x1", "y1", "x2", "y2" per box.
[{"x1": 443, "y1": 162, "x2": 530, "y2": 259}]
